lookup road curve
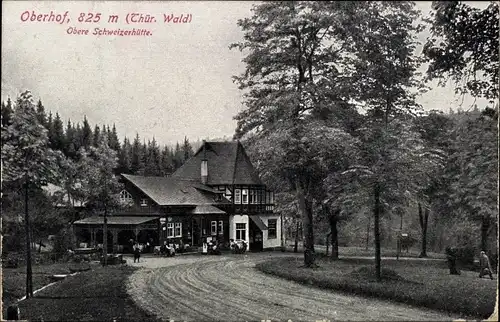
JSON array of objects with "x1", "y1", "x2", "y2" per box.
[{"x1": 126, "y1": 253, "x2": 457, "y2": 321}]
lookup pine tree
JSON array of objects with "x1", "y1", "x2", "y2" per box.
[
  {"x1": 182, "y1": 136, "x2": 194, "y2": 163},
  {"x1": 160, "y1": 145, "x2": 174, "y2": 176},
  {"x1": 1, "y1": 98, "x2": 14, "y2": 128},
  {"x1": 1, "y1": 99, "x2": 14, "y2": 151},
  {"x1": 81, "y1": 116, "x2": 93, "y2": 149},
  {"x1": 35, "y1": 99, "x2": 46, "y2": 128},
  {"x1": 173, "y1": 142, "x2": 183, "y2": 170},
  {"x1": 74, "y1": 123, "x2": 83, "y2": 153},
  {"x1": 118, "y1": 136, "x2": 132, "y2": 174},
  {"x1": 108, "y1": 124, "x2": 120, "y2": 151},
  {"x1": 93, "y1": 125, "x2": 101, "y2": 147},
  {"x1": 46, "y1": 111, "x2": 53, "y2": 133},
  {"x1": 140, "y1": 140, "x2": 148, "y2": 176},
  {"x1": 131, "y1": 133, "x2": 144, "y2": 174},
  {"x1": 50, "y1": 113, "x2": 65, "y2": 152},
  {"x1": 65, "y1": 119, "x2": 77, "y2": 159},
  {"x1": 146, "y1": 137, "x2": 161, "y2": 176}
]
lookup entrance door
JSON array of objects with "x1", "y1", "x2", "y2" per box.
[
  {"x1": 249, "y1": 219, "x2": 263, "y2": 251},
  {"x1": 192, "y1": 218, "x2": 200, "y2": 247}
]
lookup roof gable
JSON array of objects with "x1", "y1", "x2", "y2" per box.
[{"x1": 172, "y1": 141, "x2": 262, "y2": 185}]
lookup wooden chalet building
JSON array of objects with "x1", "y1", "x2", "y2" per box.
[{"x1": 73, "y1": 141, "x2": 279, "y2": 252}]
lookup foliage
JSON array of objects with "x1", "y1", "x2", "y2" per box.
[
  {"x1": 52, "y1": 226, "x2": 74, "y2": 258},
  {"x1": 423, "y1": 1, "x2": 499, "y2": 100},
  {"x1": 231, "y1": 1, "x2": 366, "y2": 140},
  {"x1": 1, "y1": 91, "x2": 61, "y2": 186},
  {"x1": 79, "y1": 135, "x2": 122, "y2": 212}
]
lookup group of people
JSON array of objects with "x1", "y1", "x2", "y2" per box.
[{"x1": 159, "y1": 241, "x2": 176, "y2": 257}]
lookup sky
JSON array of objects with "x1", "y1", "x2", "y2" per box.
[{"x1": 1, "y1": 1, "x2": 491, "y2": 146}]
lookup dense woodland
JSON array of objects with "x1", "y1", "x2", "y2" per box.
[
  {"x1": 1, "y1": 98, "x2": 197, "y2": 177},
  {"x1": 1, "y1": 1, "x2": 498, "y2": 280},
  {"x1": 231, "y1": 1, "x2": 498, "y2": 276}
]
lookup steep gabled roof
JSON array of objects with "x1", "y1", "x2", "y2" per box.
[
  {"x1": 172, "y1": 141, "x2": 263, "y2": 185},
  {"x1": 121, "y1": 174, "x2": 230, "y2": 206}
]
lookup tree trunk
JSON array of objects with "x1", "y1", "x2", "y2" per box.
[
  {"x1": 365, "y1": 216, "x2": 370, "y2": 251},
  {"x1": 418, "y1": 203, "x2": 429, "y2": 258},
  {"x1": 294, "y1": 220, "x2": 299, "y2": 253},
  {"x1": 24, "y1": 178, "x2": 33, "y2": 298},
  {"x1": 103, "y1": 207, "x2": 108, "y2": 266},
  {"x1": 325, "y1": 233, "x2": 330, "y2": 257},
  {"x1": 373, "y1": 184, "x2": 381, "y2": 281},
  {"x1": 481, "y1": 216, "x2": 489, "y2": 252},
  {"x1": 296, "y1": 179, "x2": 315, "y2": 267},
  {"x1": 330, "y1": 211, "x2": 339, "y2": 260}
]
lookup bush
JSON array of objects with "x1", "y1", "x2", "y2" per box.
[
  {"x1": 454, "y1": 245, "x2": 477, "y2": 266},
  {"x1": 52, "y1": 227, "x2": 74, "y2": 260}
]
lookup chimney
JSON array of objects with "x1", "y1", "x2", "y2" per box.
[{"x1": 201, "y1": 140, "x2": 208, "y2": 184}]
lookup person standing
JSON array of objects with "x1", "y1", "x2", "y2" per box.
[
  {"x1": 479, "y1": 251, "x2": 494, "y2": 280},
  {"x1": 133, "y1": 243, "x2": 141, "y2": 263}
]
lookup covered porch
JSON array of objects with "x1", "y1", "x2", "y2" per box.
[
  {"x1": 160, "y1": 205, "x2": 230, "y2": 249},
  {"x1": 73, "y1": 215, "x2": 159, "y2": 253}
]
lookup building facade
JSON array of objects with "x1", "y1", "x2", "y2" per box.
[{"x1": 73, "y1": 141, "x2": 279, "y2": 252}]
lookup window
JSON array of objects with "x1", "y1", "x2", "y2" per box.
[
  {"x1": 140, "y1": 198, "x2": 148, "y2": 207},
  {"x1": 211, "y1": 221, "x2": 217, "y2": 235},
  {"x1": 257, "y1": 190, "x2": 263, "y2": 204},
  {"x1": 249, "y1": 190, "x2": 256, "y2": 204},
  {"x1": 211, "y1": 221, "x2": 223, "y2": 235},
  {"x1": 236, "y1": 223, "x2": 246, "y2": 241},
  {"x1": 268, "y1": 219, "x2": 277, "y2": 239},
  {"x1": 242, "y1": 189, "x2": 248, "y2": 204},
  {"x1": 218, "y1": 220, "x2": 223, "y2": 235},
  {"x1": 234, "y1": 189, "x2": 241, "y2": 204},
  {"x1": 119, "y1": 190, "x2": 133, "y2": 204},
  {"x1": 175, "y1": 222, "x2": 182, "y2": 237},
  {"x1": 167, "y1": 223, "x2": 174, "y2": 238},
  {"x1": 269, "y1": 191, "x2": 274, "y2": 204}
]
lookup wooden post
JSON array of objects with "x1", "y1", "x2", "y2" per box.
[
  {"x1": 103, "y1": 209, "x2": 108, "y2": 266},
  {"x1": 112, "y1": 229, "x2": 118, "y2": 253},
  {"x1": 24, "y1": 174, "x2": 33, "y2": 298},
  {"x1": 134, "y1": 228, "x2": 139, "y2": 243}
]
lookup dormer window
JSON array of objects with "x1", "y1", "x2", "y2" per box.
[
  {"x1": 140, "y1": 198, "x2": 148, "y2": 207},
  {"x1": 119, "y1": 190, "x2": 133, "y2": 204}
]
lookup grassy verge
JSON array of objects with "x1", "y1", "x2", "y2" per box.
[
  {"x1": 2, "y1": 262, "x2": 95, "y2": 317},
  {"x1": 13, "y1": 265, "x2": 159, "y2": 321},
  {"x1": 256, "y1": 256, "x2": 496, "y2": 319}
]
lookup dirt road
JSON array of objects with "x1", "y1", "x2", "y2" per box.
[{"x1": 126, "y1": 253, "x2": 457, "y2": 321}]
